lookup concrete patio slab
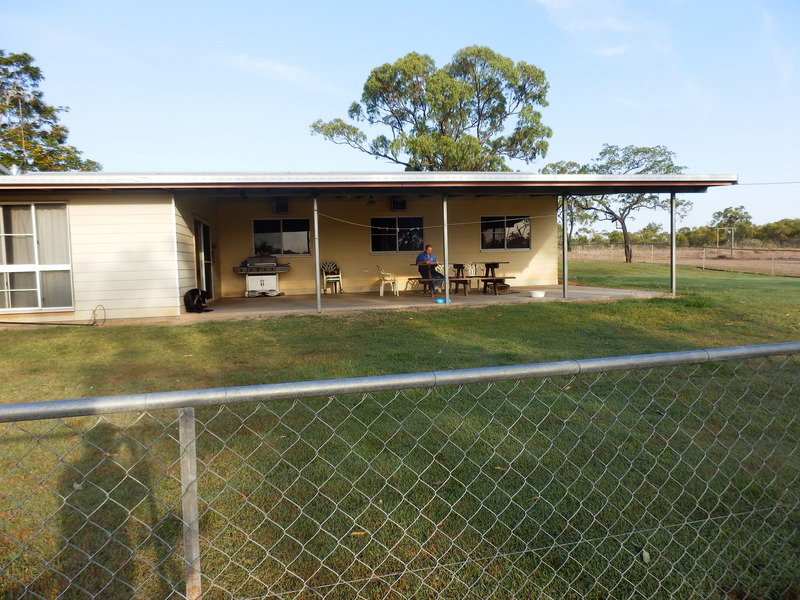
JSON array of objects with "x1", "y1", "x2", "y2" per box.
[{"x1": 137, "y1": 284, "x2": 668, "y2": 326}]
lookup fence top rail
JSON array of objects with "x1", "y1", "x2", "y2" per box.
[{"x1": 2, "y1": 342, "x2": 798, "y2": 424}]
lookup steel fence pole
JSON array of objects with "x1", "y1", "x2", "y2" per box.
[{"x1": 179, "y1": 407, "x2": 202, "y2": 600}]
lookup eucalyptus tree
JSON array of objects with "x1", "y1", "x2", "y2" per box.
[
  {"x1": 540, "y1": 159, "x2": 596, "y2": 251},
  {"x1": 575, "y1": 144, "x2": 687, "y2": 262},
  {"x1": 710, "y1": 205, "x2": 755, "y2": 244},
  {"x1": 311, "y1": 46, "x2": 552, "y2": 171},
  {"x1": 1, "y1": 50, "x2": 101, "y2": 172}
]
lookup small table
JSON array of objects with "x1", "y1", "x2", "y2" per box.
[{"x1": 474, "y1": 261, "x2": 509, "y2": 277}]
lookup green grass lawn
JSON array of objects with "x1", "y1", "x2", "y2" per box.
[
  {"x1": 1, "y1": 262, "x2": 797, "y2": 405},
  {"x1": 1, "y1": 262, "x2": 797, "y2": 599}
]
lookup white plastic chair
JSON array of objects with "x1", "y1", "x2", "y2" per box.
[
  {"x1": 320, "y1": 261, "x2": 343, "y2": 294},
  {"x1": 376, "y1": 265, "x2": 399, "y2": 296}
]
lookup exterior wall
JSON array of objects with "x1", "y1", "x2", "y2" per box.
[
  {"x1": 0, "y1": 189, "x2": 558, "y2": 324},
  {"x1": 218, "y1": 196, "x2": 318, "y2": 297},
  {"x1": 218, "y1": 193, "x2": 558, "y2": 296},
  {"x1": 68, "y1": 193, "x2": 182, "y2": 321},
  {"x1": 174, "y1": 196, "x2": 219, "y2": 302},
  {"x1": 174, "y1": 200, "x2": 196, "y2": 298}
]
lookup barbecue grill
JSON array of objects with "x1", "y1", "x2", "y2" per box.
[{"x1": 233, "y1": 256, "x2": 290, "y2": 297}]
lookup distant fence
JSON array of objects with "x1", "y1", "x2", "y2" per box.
[
  {"x1": 1, "y1": 343, "x2": 798, "y2": 599},
  {"x1": 569, "y1": 244, "x2": 800, "y2": 276}
]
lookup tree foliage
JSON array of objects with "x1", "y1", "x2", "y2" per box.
[
  {"x1": 574, "y1": 218, "x2": 799, "y2": 249},
  {"x1": 545, "y1": 144, "x2": 687, "y2": 262},
  {"x1": 540, "y1": 160, "x2": 595, "y2": 250},
  {"x1": 710, "y1": 205, "x2": 752, "y2": 228},
  {"x1": 755, "y1": 218, "x2": 800, "y2": 246},
  {"x1": 311, "y1": 46, "x2": 551, "y2": 171},
  {"x1": 1, "y1": 50, "x2": 101, "y2": 172}
]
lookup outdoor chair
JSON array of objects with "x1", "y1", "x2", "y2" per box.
[
  {"x1": 320, "y1": 261, "x2": 343, "y2": 293},
  {"x1": 376, "y1": 265, "x2": 399, "y2": 296}
]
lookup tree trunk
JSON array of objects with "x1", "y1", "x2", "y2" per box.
[{"x1": 621, "y1": 222, "x2": 633, "y2": 263}]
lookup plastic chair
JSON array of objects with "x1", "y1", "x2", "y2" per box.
[
  {"x1": 376, "y1": 265, "x2": 399, "y2": 296},
  {"x1": 320, "y1": 261, "x2": 343, "y2": 294}
]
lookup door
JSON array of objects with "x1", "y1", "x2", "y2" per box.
[{"x1": 194, "y1": 218, "x2": 213, "y2": 298}]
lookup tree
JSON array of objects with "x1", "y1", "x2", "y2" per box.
[
  {"x1": 1, "y1": 50, "x2": 101, "y2": 172},
  {"x1": 540, "y1": 160, "x2": 595, "y2": 250},
  {"x1": 573, "y1": 144, "x2": 687, "y2": 262},
  {"x1": 756, "y1": 218, "x2": 800, "y2": 247},
  {"x1": 710, "y1": 205, "x2": 754, "y2": 245},
  {"x1": 682, "y1": 225, "x2": 716, "y2": 247},
  {"x1": 636, "y1": 222, "x2": 668, "y2": 244},
  {"x1": 311, "y1": 46, "x2": 552, "y2": 171},
  {"x1": 710, "y1": 205, "x2": 752, "y2": 228}
]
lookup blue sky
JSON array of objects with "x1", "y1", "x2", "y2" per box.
[{"x1": 2, "y1": 0, "x2": 798, "y2": 230}]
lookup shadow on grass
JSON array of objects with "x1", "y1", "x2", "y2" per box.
[{"x1": 53, "y1": 420, "x2": 183, "y2": 599}]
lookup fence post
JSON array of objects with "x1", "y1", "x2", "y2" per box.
[{"x1": 179, "y1": 407, "x2": 202, "y2": 600}]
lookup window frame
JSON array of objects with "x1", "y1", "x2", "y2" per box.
[
  {"x1": 480, "y1": 215, "x2": 532, "y2": 252},
  {"x1": 252, "y1": 218, "x2": 311, "y2": 256},
  {"x1": 0, "y1": 202, "x2": 73, "y2": 312},
  {"x1": 370, "y1": 216, "x2": 425, "y2": 254}
]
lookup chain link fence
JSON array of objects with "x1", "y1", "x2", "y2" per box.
[{"x1": 2, "y1": 343, "x2": 798, "y2": 599}]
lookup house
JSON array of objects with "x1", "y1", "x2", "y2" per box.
[{"x1": 0, "y1": 171, "x2": 737, "y2": 323}]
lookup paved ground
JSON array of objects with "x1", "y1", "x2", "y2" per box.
[
  {"x1": 0, "y1": 284, "x2": 668, "y2": 328},
  {"x1": 134, "y1": 284, "x2": 668, "y2": 326}
]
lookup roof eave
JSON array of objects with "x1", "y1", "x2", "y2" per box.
[{"x1": 0, "y1": 172, "x2": 738, "y2": 195}]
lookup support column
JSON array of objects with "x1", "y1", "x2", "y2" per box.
[
  {"x1": 561, "y1": 196, "x2": 569, "y2": 299},
  {"x1": 442, "y1": 193, "x2": 450, "y2": 304},
  {"x1": 313, "y1": 195, "x2": 322, "y2": 313},
  {"x1": 670, "y1": 192, "x2": 676, "y2": 297}
]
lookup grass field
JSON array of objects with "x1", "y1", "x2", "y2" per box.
[
  {"x1": 1, "y1": 262, "x2": 798, "y2": 599},
  {"x1": 1, "y1": 262, "x2": 797, "y2": 404}
]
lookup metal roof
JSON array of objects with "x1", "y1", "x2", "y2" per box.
[{"x1": 0, "y1": 171, "x2": 738, "y2": 195}]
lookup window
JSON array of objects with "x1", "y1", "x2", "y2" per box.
[
  {"x1": 480, "y1": 215, "x2": 531, "y2": 250},
  {"x1": 253, "y1": 219, "x2": 310, "y2": 255},
  {"x1": 0, "y1": 203, "x2": 72, "y2": 310},
  {"x1": 371, "y1": 217, "x2": 424, "y2": 253}
]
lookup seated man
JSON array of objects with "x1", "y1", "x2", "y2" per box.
[{"x1": 416, "y1": 244, "x2": 445, "y2": 294}]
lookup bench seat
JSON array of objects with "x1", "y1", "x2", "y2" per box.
[
  {"x1": 480, "y1": 277, "x2": 516, "y2": 295},
  {"x1": 449, "y1": 278, "x2": 471, "y2": 296},
  {"x1": 407, "y1": 277, "x2": 445, "y2": 294}
]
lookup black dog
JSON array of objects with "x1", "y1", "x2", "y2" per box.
[{"x1": 183, "y1": 288, "x2": 213, "y2": 313}]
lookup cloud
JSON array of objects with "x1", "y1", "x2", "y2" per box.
[
  {"x1": 759, "y1": 7, "x2": 795, "y2": 86},
  {"x1": 531, "y1": 0, "x2": 678, "y2": 73},
  {"x1": 605, "y1": 75, "x2": 713, "y2": 114},
  {"x1": 593, "y1": 45, "x2": 631, "y2": 57},
  {"x1": 531, "y1": 0, "x2": 633, "y2": 33},
  {"x1": 217, "y1": 53, "x2": 345, "y2": 94}
]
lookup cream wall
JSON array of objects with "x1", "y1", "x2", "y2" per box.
[
  {"x1": 174, "y1": 196, "x2": 219, "y2": 300},
  {"x1": 0, "y1": 188, "x2": 556, "y2": 324},
  {"x1": 218, "y1": 196, "x2": 319, "y2": 297},
  {"x1": 68, "y1": 193, "x2": 182, "y2": 320},
  {"x1": 217, "y1": 193, "x2": 558, "y2": 296}
]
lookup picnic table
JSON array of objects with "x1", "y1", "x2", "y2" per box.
[
  {"x1": 409, "y1": 263, "x2": 444, "y2": 295},
  {"x1": 408, "y1": 261, "x2": 516, "y2": 296},
  {"x1": 452, "y1": 262, "x2": 515, "y2": 295}
]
